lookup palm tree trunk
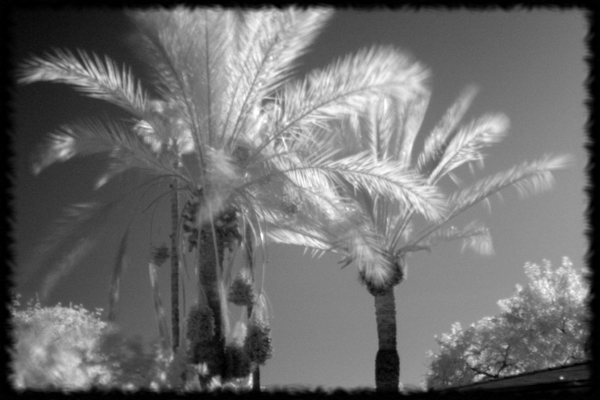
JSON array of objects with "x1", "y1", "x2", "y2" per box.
[
  {"x1": 170, "y1": 180, "x2": 180, "y2": 354},
  {"x1": 374, "y1": 288, "x2": 400, "y2": 392},
  {"x1": 197, "y1": 215, "x2": 228, "y2": 388}
]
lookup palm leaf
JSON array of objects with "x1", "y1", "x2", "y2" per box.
[
  {"x1": 295, "y1": 151, "x2": 445, "y2": 223},
  {"x1": 260, "y1": 47, "x2": 429, "y2": 156},
  {"x1": 22, "y1": 201, "x2": 120, "y2": 301},
  {"x1": 412, "y1": 221, "x2": 494, "y2": 256},
  {"x1": 19, "y1": 49, "x2": 148, "y2": 117},
  {"x1": 410, "y1": 154, "x2": 572, "y2": 247},
  {"x1": 428, "y1": 113, "x2": 509, "y2": 184},
  {"x1": 416, "y1": 85, "x2": 479, "y2": 177},
  {"x1": 32, "y1": 117, "x2": 179, "y2": 187},
  {"x1": 108, "y1": 225, "x2": 130, "y2": 322},
  {"x1": 131, "y1": 9, "x2": 233, "y2": 146},
  {"x1": 222, "y1": 8, "x2": 333, "y2": 147},
  {"x1": 446, "y1": 154, "x2": 572, "y2": 219}
]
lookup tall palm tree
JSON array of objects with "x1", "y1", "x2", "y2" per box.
[
  {"x1": 267, "y1": 84, "x2": 571, "y2": 391},
  {"x1": 19, "y1": 7, "x2": 443, "y2": 389}
]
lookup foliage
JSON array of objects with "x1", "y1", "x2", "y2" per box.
[
  {"x1": 9, "y1": 295, "x2": 203, "y2": 392},
  {"x1": 425, "y1": 257, "x2": 590, "y2": 389},
  {"x1": 9, "y1": 295, "x2": 111, "y2": 391}
]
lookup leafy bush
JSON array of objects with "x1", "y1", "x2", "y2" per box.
[
  {"x1": 9, "y1": 295, "x2": 195, "y2": 392},
  {"x1": 9, "y1": 295, "x2": 111, "y2": 391}
]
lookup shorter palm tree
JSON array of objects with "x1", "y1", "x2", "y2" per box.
[{"x1": 266, "y1": 84, "x2": 571, "y2": 391}]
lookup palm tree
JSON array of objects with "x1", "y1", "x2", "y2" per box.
[
  {"x1": 267, "y1": 84, "x2": 571, "y2": 391},
  {"x1": 19, "y1": 7, "x2": 443, "y2": 389}
]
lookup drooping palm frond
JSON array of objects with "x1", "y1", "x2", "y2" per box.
[
  {"x1": 409, "y1": 221, "x2": 493, "y2": 256},
  {"x1": 22, "y1": 201, "x2": 117, "y2": 301},
  {"x1": 18, "y1": 49, "x2": 148, "y2": 117},
  {"x1": 108, "y1": 226, "x2": 130, "y2": 322},
  {"x1": 32, "y1": 117, "x2": 180, "y2": 187}
]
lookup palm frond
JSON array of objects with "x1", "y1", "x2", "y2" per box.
[
  {"x1": 222, "y1": 8, "x2": 333, "y2": 146},
  {"x1": 19, "y1": 49, "x2": 148, "y2": 117},
  {"x1": 266, "y1": 226, "x2": 332, "y2": 252},
  {"x1": 128, "y1": 8, "x2": 236, "y2": 167},
  {"x1": 32, "y1": 117, "x2": 179, "y2": 187},
  {"x1": 416, "y1": 85, "x2": 479, "y2": 177},
  {"x1": 39, "y1": 237, "x2": 97, "y2": 302},
  {"x1": 411, "y1": 221, "x2": 494, "y2": 256},
  {"x1": 267, "y1": 47, "x2": 429, "y2": 153},
  {"x1": 22, "y1": 201, "x2": 119, "y2": 300},
  {"x1": 297, "y1": 151, "x2": 445, "y2": 222},
  {"x1": 108, "y1": 226, "x2": 130, "y2": 322},
  {"x1": 409, "y1": 154, "x2": 572, "y2": 249},
  {"x1": 429, "y1": 113, "x2": 509, "y2": 184},
  {"x1": 393, "y1": 92, "x2": 431, "y2": 168},
  {"x1": 446, "y1": 154, "x2": 572, "y2": 219}
]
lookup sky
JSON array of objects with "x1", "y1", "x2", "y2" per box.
[{"x1": 10, "y1": 8, "x2": 588, "y2": 390}]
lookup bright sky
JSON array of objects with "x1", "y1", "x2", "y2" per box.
[{"x1": 12, "y1": 9, "x2": 587, "y2": 389}]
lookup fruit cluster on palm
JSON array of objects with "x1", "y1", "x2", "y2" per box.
[{"x1": 19, "y1": 8, "x2": 448, "y2": 391}]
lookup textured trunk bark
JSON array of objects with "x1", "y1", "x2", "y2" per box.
[
  {"x1": 170, "y1": 180, "x2": 180, "y2": 354},
  {"x1": 197, "y1": 219, "x2": 227, "y2": 388},
  {"x1": 374, "y1": 288, "x2": 400, "y2": 392}
]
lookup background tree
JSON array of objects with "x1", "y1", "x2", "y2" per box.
[
  {"x1": 425, "y1": 257, "x2": 590, "y2": 390},
  {"x1": 267, "y1": 86, "x2": 571, "y2": 391}
]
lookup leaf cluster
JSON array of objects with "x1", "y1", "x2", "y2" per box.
[{"x1": 425, "y1": 257, "x2": 590, "y2": 390}]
